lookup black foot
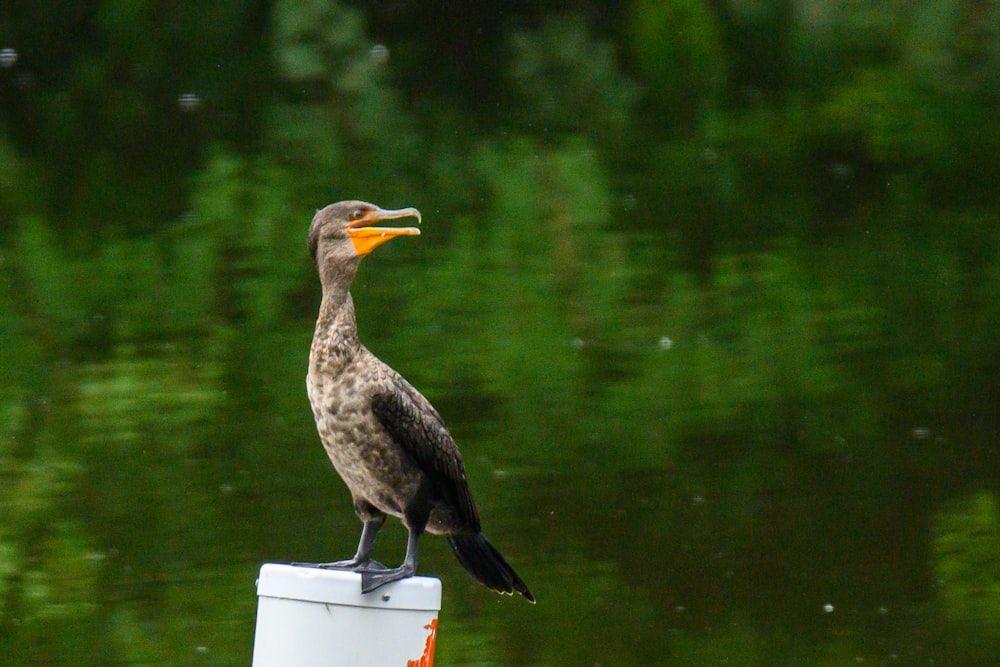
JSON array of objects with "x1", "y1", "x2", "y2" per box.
[{"x1": 360, "y1": 564, "x2": 415, "y2": 593}]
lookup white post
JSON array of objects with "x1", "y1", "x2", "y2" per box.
[{"x1": 251, "y1": 563, "x2": 442, "y2": 667}]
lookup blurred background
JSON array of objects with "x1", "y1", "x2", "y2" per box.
[{"x1": 2, "y1": 1, "x2": 1000, "y2": 664}]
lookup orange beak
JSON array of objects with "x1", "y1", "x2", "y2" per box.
[{"x1": 347, "y1": 206, "x2": 422, "y2": 256}]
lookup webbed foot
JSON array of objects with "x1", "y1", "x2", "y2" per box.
[
  {"x1": 360, "y1": 563, "x2": 416, "y2": 593},
  {"x1": 291, "y1": 558, "x2": 388, "y2": 571}
]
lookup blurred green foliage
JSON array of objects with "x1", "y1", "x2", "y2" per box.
[
  {"x1": 630, "y1": 0, "x2": 727, "y2": 127},
  {"x1": 2, "y1": 0, "x2": 1000, "y2": 664},
  {"x1": 935, "y1": 490, "x2": 1000, "y2": 662}
]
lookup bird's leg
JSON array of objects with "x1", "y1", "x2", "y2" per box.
[
  {"x1": 299, "y1": 512, "x2": 388, "y2": 571},
  {"x1": 360, "y1": 490, "x2": 430, "y2": 593},
  {"x1": 350, "y1": 517, "x2": 385, "y2": 569},
  {"x1": 317, "y1": 518, "x2": 387, "y2": 571},
  {"x1": 361, "y1": 524, "x2": 422, "y2": 593}
]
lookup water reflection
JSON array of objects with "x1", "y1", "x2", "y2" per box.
[{"x1": 2, "y1": 233, "x2": 998, "y2": 665}]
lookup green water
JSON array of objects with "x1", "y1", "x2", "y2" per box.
[{"x1": 3, "y1": 1, "x2": 1000, "y2": 664}]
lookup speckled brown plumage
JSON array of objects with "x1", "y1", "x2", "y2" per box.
[{"x1": 305, "y1": 200, "x2": 533, "y2": 602}]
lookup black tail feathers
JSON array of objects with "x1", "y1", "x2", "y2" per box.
[{"x1": 448, "y1": 533, "x2": 534, "y2": 603}]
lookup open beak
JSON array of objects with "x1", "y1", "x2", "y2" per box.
[{"x1": 347, "y1": 206, "x2": 422, "y2": 256}]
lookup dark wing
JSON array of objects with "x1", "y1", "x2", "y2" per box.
[{"x1": 371, "y1": 379, "x2": 481, "y2": 531}]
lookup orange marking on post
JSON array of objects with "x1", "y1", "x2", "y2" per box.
[{"x1": 407, "y1": 618, "x2": 438, "y2": 667}]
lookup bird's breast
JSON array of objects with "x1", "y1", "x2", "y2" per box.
[{"x1": 307, "y1": 369, "x2": 423, "y2": 517}]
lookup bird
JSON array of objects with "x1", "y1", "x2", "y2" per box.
[{"x1": 304, "y1": 200, "x2": 534, "y2": 602}]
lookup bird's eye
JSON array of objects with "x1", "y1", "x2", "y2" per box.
[{"x1": 352, "y1": 210, "x2": 364, "y2": 220}]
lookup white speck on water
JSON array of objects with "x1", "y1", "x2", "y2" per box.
[
  {"x1": 0, "y1": 48, "x2": 17, "y2": 68},
  {"x1": 370, "y1": 44, "x2": 389, "y2": 65},
  {"x1": 829, "y1": 162, "x2": 853, "y2": 180},
  {"x1": 178, "y1": 93, "x2": 201, "y2": 112}
]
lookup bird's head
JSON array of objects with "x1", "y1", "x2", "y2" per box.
[{"x1": 309, "y1": 200, "x2": 421, "y2": 277}]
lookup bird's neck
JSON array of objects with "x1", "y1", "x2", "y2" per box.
[{"x1": 310, "y1": 287, "x2": 361, "y2": 378}]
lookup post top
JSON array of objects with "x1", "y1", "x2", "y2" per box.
[{"x1": 255, "y1": 563, "x2": 442, "y2": 611}]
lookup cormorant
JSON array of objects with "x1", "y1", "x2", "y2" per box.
[{"x1": 305, "y1": 200, "x2": 533, "y2": 602}]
